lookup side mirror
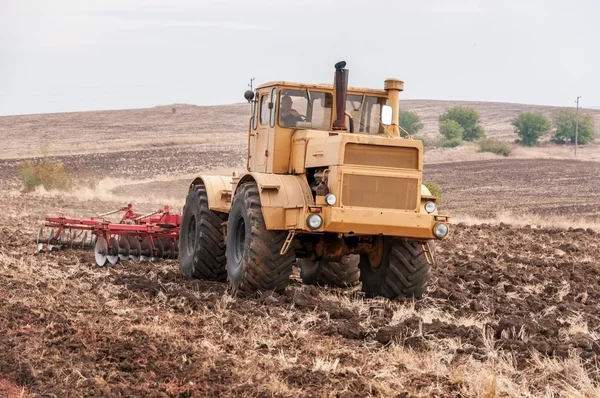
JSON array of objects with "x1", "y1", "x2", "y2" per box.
[
  {"x1": 381, "y1": 105, "x2": 393, "y2": 126},
  {"x1": 244, "y1": 90, "x2": 255, "y2": 103}
]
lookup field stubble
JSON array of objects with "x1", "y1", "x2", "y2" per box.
[{"x1": 1, "y1": 103, "x2": 600, "y2": 396}]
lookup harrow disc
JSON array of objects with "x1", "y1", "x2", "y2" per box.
[
  {"x1": 162, "y1": 239, "x2": 176, "y2": 259},
  {"x1": 47, "y1": 228, "x2": 56, "y2": 252},
  {"x1": 95, "y1": 236, "x2": 108, "y2": 267},
  {"x1": 36, "y1": 228, "x2": 45, "y2": 253},
  {"x1": 118, "y1": 236, "x2": 130, "y2": 261},
  {"x1": 140, "y1": 238, "x2": 153, "y2": 262},
  {"x1": 107, "y1": 236, "x2": 120, "y2": 266},
  {"x1": 57, "y1": 230, "x2": 66, "y2": 250},
  {"x1": 155, "y1": 238, "x2": 164, "y2": 259},
  {"x1": 79, "y1": 231, "x2": 88, "y2": 250},
  {"x1": 128, "y1": 236, "x2": 141, "y2": 262}
]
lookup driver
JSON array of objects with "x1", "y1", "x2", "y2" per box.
[{"x1": 279, "y1": 95, "x2": 303, "y2": 126}]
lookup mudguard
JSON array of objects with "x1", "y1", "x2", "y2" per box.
[
  {"x1": 189, "y1": 175, "x2": 233, "y2": 213},
  {"x1": 234, "y1": 172, "x2": 314, "y2": 230}
]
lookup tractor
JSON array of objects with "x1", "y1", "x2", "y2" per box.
[{"x1": 178, "y1": 61, "x2": 450, "y2": 300}]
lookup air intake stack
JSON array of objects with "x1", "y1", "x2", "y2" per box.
[{"x1": 384, "y1": 78, "x2": 404, "y2": 137}]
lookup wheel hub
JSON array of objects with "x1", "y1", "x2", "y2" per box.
[
  {"x1": 233, "y1": 216, "x2": 246, "y2": 263},
  {"x1": 186, "y1": 215, "x2": 196, "y2": 256}
]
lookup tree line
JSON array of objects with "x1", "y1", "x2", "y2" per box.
[{"x1": 398, "y1": 106, "x2": 596, "y2": 148}]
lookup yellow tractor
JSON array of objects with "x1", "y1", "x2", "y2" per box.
[{"x1": 178, "y1": 61, "x2": 450, "y2": 300}]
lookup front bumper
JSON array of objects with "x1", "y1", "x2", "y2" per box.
[{"x1": 307, "y1": 206, "x2": 450, "y2": 240}]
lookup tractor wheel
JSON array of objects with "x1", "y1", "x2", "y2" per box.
[
  {"x1": 226, "y1": 182, "x2": 296, "y2": 294},
  {"x1": 179, "y1": 183, "x2": 228, "y2": 281},
  {"x1": 298, "y1": 254, "x2": 360, "y2": 288},
  {"x1": 358, "y1": 238, "x2": 433, "y2": 300}
]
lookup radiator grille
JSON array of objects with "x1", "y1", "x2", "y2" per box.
[
  {"x1": 344, "y1": 143, "x2": 418, "y2": 169},
  {"x1": 342, "y1": 174, "x2": 419, "y2": 210}
]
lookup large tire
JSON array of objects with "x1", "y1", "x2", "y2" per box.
[
  {"x1": 178, "y1": 183, "x2": 228, "y2": 281},
  {"x1": 226, "y1": 182, "x2": 296, "y2": 294},
  {"x1": 298, "y1": 255, "x2": 360, "y2": 288},
  {"x1": 358, "y1": 238, "x2": 432, "y2": 300}
]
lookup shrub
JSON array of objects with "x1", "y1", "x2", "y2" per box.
[
  {"x1": 440, "y1": 138, "x2": 462, "y2": 148},
  {"x1": 399, "y1": 110, "x2": 424, "y2": 135},
  {"x1": 512, "y1": 112, "x2": 551, "y2": 146},
  {"x1": 438, "y1": 119, "x2": 464, "y2": 148},
  {"x1": 551, "y1": 109, "x2": 595, "y2": 145},
  {"x1": 439, "y1": 106, "x2": 485, "y2": 141},
  {"x1": 439, "y1": 120, "x2": 463, "y2": 141},
  {"x1": 478, "y1": 138, "x2": 512, "y2": 157},
  {"x1": 17, "y1": 144, "x2": 74, "y2": 192}
]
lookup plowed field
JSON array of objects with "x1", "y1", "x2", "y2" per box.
[{"x1": 1, "y1": 143, "x2": 600, "y2": 396}]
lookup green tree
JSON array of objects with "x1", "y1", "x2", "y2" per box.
[
  {"x1": 439, "y1": 119, "x2": 464, "y2": 148},
  {"x1": 439, "y1": 106, "x2": 485, "y2": 141},
  {"x1": 511, "y1": 112, "x2": 551, "y2": 146},
  {"x1": 551, "y1": 109, "x2": 596, "y2": 145},
  {"x1": 398, "y1": 110, "x2": 424, "y2": 135}
]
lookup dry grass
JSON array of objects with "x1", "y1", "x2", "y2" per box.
[{"x1": 2, "y1": 245, "x2": 599, "y2": 397}]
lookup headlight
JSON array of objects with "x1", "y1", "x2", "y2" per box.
[
  {"x1": 433, "y1": 223, "x2": 448, "y2": 239},
  {"x1": 424, "y1": 201, "x2": 436, "y2": 213},
  {"x1": 325, "y1": 194, "x2": 337, "y2": 206},
  {"x1": 307, "y1": 214, "x2": 323, "y2": 230}
]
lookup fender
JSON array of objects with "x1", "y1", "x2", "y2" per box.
[
  {"x1": 234, "y1": 172, "x2": 314, "y2": 230},
  {"x1": 189, "y1": 175, "x2": 233, "y2": 213}
]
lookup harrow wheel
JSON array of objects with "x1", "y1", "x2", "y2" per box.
[
  {"x1": 118, "y1": 236, "x2": 130, "y2": 261},
  {"x1": 107, "y1": 237, "x2": 120, "y2": 265},
  {"x1": 95, "y1": 236, "x2": 108, "y2": 267}
]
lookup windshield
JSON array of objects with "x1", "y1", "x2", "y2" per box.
[
  {"x1": 346, "y1": 94, "x2": 388, "y2": 134},
  {"x1": 278, "y1": 89, "x2": 333, "y2": 131}
]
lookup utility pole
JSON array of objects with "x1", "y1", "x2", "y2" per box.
[
  {"x1": 248, "y1": 77, "x2": 255, "y2": 92},
  {"x1": 575, "y1": 96, "x2": 580, "y2": 157}
]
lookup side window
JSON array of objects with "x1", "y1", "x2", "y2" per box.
[
  {"x1": 260, "y1": 93, "x2": 270, "y2": 125},
  {"x1": 252, "y1": 90, "x2": 258, "y2": 130},
  {"x1": 269, "y1": 88, "x2": 277, "y2": 127}
]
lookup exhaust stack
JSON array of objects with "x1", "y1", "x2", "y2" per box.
[{"x1": 332, "y1": 61, "x2": 348, "y2": 131}]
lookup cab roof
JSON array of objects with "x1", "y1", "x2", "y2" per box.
[{"x1": 256, "y1": 80, "x2": 393, "y2": 96}]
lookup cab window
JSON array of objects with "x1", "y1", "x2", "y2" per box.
[
  {"x1": 345, "y1": 94, "x2": 388, "y2": 134},
  {"x1": 278, "y1": 89, "x2": 333, "y2": 131},
  {"x1": 259, "y1": 93, "x2": 270, "y2": 125}
]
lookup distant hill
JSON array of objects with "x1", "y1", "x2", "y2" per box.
[{"x1": 1, "y1": 100, "x2": 599, "y2": 159}]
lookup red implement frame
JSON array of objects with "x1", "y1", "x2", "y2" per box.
[{"x1": 35, "y1": 204, "x2": 181, "y2": 266}]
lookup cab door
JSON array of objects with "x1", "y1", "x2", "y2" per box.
[{"x1": 250, "y1": 88, "x2": 276, "y2": 173}]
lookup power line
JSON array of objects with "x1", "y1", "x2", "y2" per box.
[{"x1": 575, "y1": 96, "x2": 580, "y2": 157}]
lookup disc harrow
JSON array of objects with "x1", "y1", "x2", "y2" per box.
[{"x1": 35, "y1": 203, "x2": 181, "y2": 266}]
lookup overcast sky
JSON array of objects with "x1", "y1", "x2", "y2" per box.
[{"x1": 1, "y1": 0, "x2": 598, "y2": 116}]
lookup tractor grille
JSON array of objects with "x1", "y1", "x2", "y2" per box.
[
  {"x1": 344, "y1": 143, "x2": 418, "y2": 169},
  {"x1": 341, "y1": 174, "x2": 419, "y2": 210}
]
